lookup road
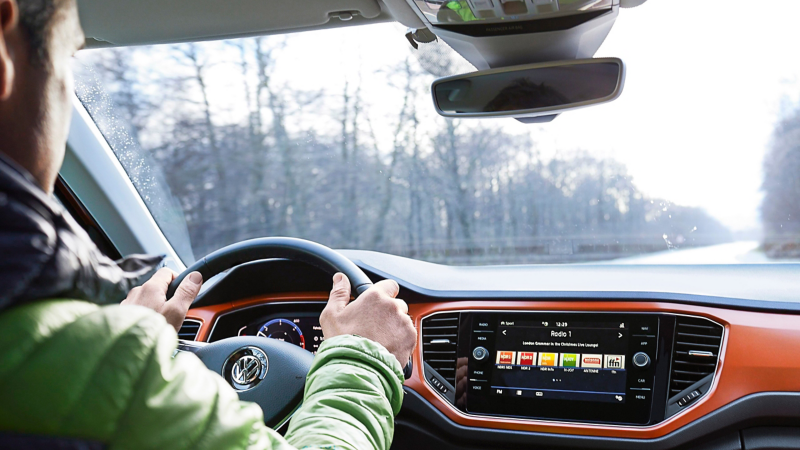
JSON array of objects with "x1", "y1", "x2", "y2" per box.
[{"x1": 607, "y1": 241, "x2": 800, "y2": 265}]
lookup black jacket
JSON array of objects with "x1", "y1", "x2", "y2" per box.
[{"x1": 0, "y1": 153, "x2": 160, "y2": 311}]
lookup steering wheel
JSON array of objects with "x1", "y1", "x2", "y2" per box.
[{"x1": 168, "y1": 237, "x2": 374, "y2": 427}]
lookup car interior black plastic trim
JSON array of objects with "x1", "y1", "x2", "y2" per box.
[
  {"x1": 741, "y1": 427, "x2": 800, "y2": 449},
  {"x1": 432, "y1": 8, "x2": 610, "y2": 38},
  {"x1": 189, "y1": 259, "x2": 800, "y2": 316},
  {"x1": 55, "y1": 175, "x2": 122, "y2": 260},
  {"x1": 399, "y1": 388, "x2": 800, "y2": 450},
  {"x1": 355, "y1": 262, "x2": 800, "y2": 315}
]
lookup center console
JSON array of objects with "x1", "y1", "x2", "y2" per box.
[{"x1": 421, "y1": 310, "x2": 722, "y2": 426}]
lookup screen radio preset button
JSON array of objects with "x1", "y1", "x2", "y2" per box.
[
  {"x1": 581, "y1": 354, "x2": 603, "y2": 368},
  {"x1": 517, "y1": 352, "x2": 536, "y2": 365},
  {"x1": 538, "y1": 353, "x2": 557, "y2": 366},
  {"x1": 560, "y1": 353, "x2": 579, "y2": 367},
  {"x1": 604, "y1": 355, "x2": 625, "y2": 369},
  {"x1": 496, "y1": 351, "x2": 515, "y2": 365},
  {"x1": 473, "y1": 346, "x2": 489, "y2": 361}
]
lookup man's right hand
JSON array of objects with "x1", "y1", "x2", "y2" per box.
[{"x1": 320, "y1": 273, "x2": 417, "y2": 368}]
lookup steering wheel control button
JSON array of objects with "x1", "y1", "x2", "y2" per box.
[
  {"x1": 632, "y1": 352, "x2": 651, "y2": 369},
  {"x1": 223, "y1": 346, "x2": 269, "y2": 391},
  {"x1": 473, "y1": 346, "x2": 489, "y2": 361}
]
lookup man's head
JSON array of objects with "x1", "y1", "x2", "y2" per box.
[{"x1": 0, "y1": 0, "x2": 84, "y2": 193}]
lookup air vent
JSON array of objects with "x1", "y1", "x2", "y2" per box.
[
  {"x1": 178, "y1": 319, "x2": 202, "y2": 341},
  {"x1": 669, "y1": 316, "x2": 723, "y2": 396},
  {"x1": 421, "y1": 312, "x2": 459, "y2": 385}
]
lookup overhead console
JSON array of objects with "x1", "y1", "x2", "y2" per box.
[
  {"x1": 395, "y1": 0, "x2": 624, "y2": 70},
  {"x1": 409, "y1": 0, "x2": 612, "y2": 29},
  {"x1": 421, "y1": 311, "x2": 723, "y2": 426}
]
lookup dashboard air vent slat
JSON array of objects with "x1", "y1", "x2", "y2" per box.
[
  {"x1": 421, "y1": 313, "x2": 459, "y2": 385},
  {"x1": 669, "y1": 316, "x2": 723, "y2": 396},
  {"x1": 178, "y1": 319, "x2": 201, "y2": 341}
]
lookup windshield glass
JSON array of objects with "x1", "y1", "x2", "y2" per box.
[{"x1": 72, "y1": 2, "x2": 800, "y2": 265}]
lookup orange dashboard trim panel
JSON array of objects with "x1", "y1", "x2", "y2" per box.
[
  {"x1": 406, "y1": 300, "x2": 800, "y2": 439},
  {"x1": 189, "y1": 295, "x2": 800, "y2": 439}
]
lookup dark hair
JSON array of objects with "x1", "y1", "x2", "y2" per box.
[{"x1": 16, "y1": 0, "x2": 60, "y2": 64}]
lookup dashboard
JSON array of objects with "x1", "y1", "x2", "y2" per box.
[{"x1": 182, "y1": 255, "x2": 800, "y2": 450}]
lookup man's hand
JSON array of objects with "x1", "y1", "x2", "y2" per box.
[
  {"x1": 320, "y1": 273, "x2": 417, "y2": 367},
  {"x1": 122, "y1": 268, "x2": 203, "y2": 332}
]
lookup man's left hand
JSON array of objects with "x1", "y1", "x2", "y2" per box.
[{"x1": 122, "y1": 268, "x2": 203, "y2": 332}]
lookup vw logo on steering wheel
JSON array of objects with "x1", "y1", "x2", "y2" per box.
[
  {"x1": 223, "y1": 347, "x2": 269, "y2": 391},
  {"x1": 232, "y1": 355, "x2": 260, "y2": 385}
]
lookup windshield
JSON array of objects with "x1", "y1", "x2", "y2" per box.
[{"x1": 72, "y1": 2, "x2": 800, "y2": 265}]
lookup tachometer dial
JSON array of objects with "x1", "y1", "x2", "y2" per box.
[{"x1": 257, "y1": 318, "x2": 305, "y2": 349}]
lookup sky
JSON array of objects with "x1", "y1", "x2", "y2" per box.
[
  {"x1": 543, "y1": 0, "x2": 800, "y2": 233},
  {"x1": 80, "y1": 0, "x2": 800, "y2": 234}
]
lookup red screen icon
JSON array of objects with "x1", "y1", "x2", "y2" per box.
[
  {"x1": 496, "y1": 351, "x2": 515, "y2": 365},
  {"x1": 517, "y1": 352, "x2": 536, "y2": 365}
]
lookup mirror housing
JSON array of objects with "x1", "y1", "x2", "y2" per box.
[{"x1": 431, "y1": 58, "x2": 625, "y2": 121}]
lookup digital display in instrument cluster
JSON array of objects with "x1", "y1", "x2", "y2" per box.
[{"x1": 239, "y1": 316, "x2": 325, "y2": 354}]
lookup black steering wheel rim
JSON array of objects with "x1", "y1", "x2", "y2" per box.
[{"x1": 167, "y1": 237, "x2": 373, "y2": 299}]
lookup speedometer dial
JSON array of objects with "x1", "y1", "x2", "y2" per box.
[{"x1": 257, "y1": 318, "x2": 306, "y2": 349}]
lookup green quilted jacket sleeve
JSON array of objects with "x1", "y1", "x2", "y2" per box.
[{"x1": 0, "y1": 299, "x2": 405, "y2": 450}]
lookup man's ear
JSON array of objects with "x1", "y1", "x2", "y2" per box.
[{"x1": 0, "y1": 0, "x2": 19, "y2": 101}]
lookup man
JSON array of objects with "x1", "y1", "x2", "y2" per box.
[{"x1": 0, "y1": 0, "x2": 417, "y2": 449}]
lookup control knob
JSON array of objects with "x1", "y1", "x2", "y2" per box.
[
  {"x1": 472, "y1": 346, "x2": 489, "y2": 361},
  {"x1": 632, "y1": 352, "x2": 651, "y2": 369}
]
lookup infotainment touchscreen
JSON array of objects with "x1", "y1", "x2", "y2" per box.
[
  {"x1": 492, "y1": 317, "x2": 630, "y2": 403},
  {"x1": 457, "y1": 312, "x2": 672, "y2": 425}
]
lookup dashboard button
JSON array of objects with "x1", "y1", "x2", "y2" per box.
[
  {"x1": 633, "y1": 352, "x2": 651, "y2": 369},
  {"x1": 677, "y1": 389, "x2": 702, "y2": 407},
  {"x1": 473, "y1": 346, "x2": 489, "y2": 361},
  {"x1": 429, "y1": 376, "x2": 449, "y2": 395},
  {"x1": 636, "y1": 323, "x2": 657, "y2": 335},
  {"x1": 634, "y1": 337, "x2": 656, "y2": 353}
]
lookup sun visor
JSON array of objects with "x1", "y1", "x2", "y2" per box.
[{"x1": 79, "y1": 0, "x2": 388, "y2": 47}]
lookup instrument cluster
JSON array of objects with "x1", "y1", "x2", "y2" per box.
[{"x1": 240, "y1": 315, "x2": 325, "y2": 354}]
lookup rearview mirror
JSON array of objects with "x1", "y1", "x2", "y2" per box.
[{"x1": 431, "y1": 58, "x2": 625, "y2": 121}]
